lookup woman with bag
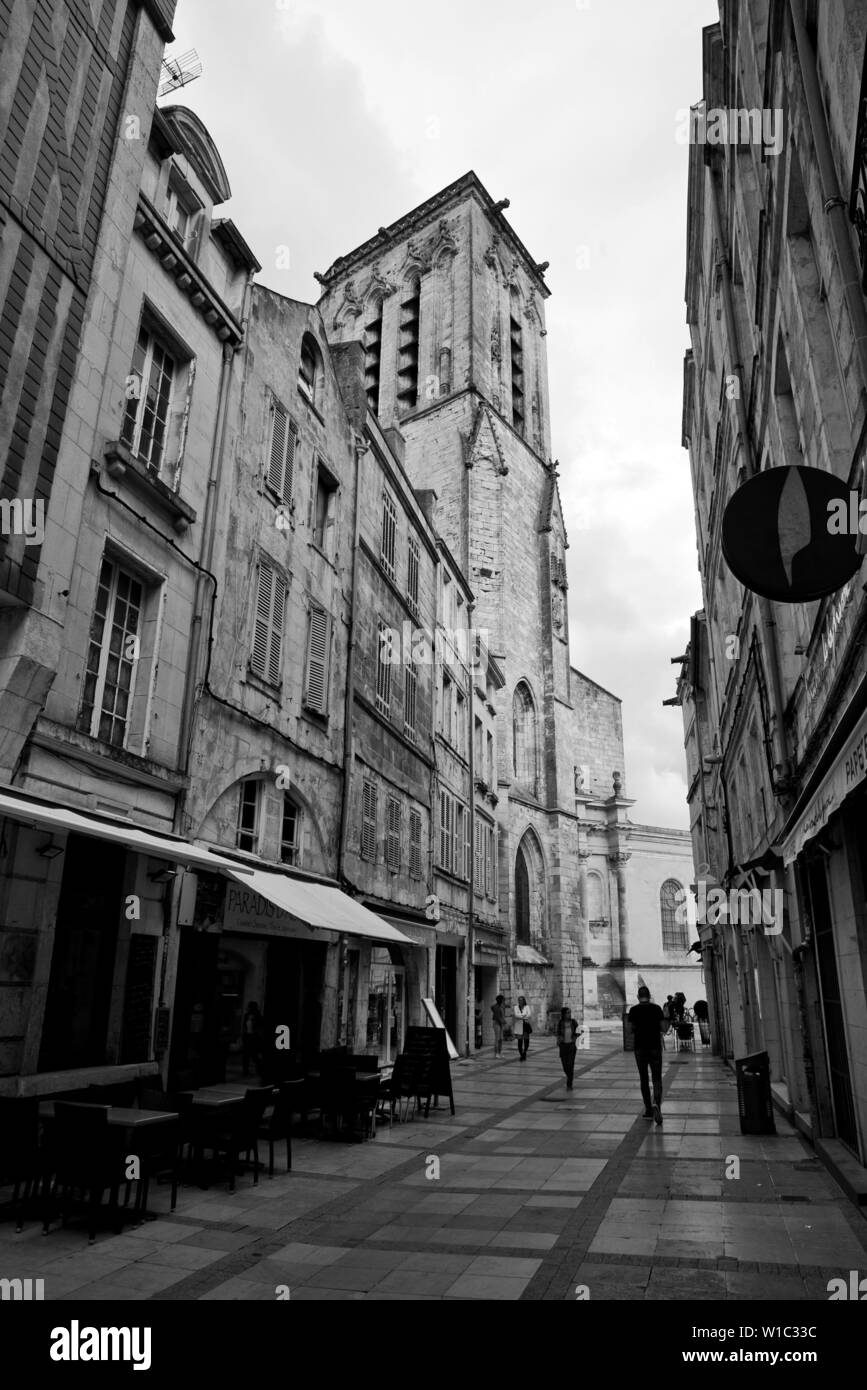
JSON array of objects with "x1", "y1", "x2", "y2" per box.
[{"x1": 514, "y1": 995, "x2": 532, "y2": 1061}]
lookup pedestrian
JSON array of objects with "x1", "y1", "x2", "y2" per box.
[
  {"x1": 242, "y1": 1001, "x2": 263, "y2": 1077},
  {"x1": 663, "y1": 995, "x2": 673, "y2": 1022},
  {"x1": 513, "y1": 995, "x2": 532, "y2": 1060},
  {"x1": 627, "y1": 985, "x2": 669, "y2": 1124},
  {"x1": 491, "y1": 994, "x2": 506, "y2": 1057},
  {"x1": 693, "y1": 998, "x2": 709, "y2": 1021},
  {"x1": 556, "y1": 1006, "x2": 581, "y2": 1089}
]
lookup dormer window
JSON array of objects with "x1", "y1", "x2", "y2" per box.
[{"x1": 164, "y1": 171, "x2": 201, "y2": 255}]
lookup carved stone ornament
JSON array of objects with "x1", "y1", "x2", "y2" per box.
[{"x1": 334, "y1": 278, "x2": 364, "y2": 325}]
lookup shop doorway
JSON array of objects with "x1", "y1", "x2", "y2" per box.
[
  {"x1": 804, "y1": 856, "x2": 858, "y2": 1152},
  {"x1": 475, "y1": 965, "x2": 498, "y2": 1048},
  {"x1": 367, "y1": 948, "x2": 405, "y2": 1064},
  {"x1": 435, "y1": 944, "x2": 458, "y2": 1042},
  {"x1": 39, "y1": 834, "x2": 126, "y2": 1072}
]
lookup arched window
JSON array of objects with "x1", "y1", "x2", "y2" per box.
[
  {"x1": 660, "y1": 879, "x2": 687, "y2": 951},
  {"x1": 515, "y1": 845, "x2": 531, "y2": 944},
  {"x1": 512, "y1": 682, "x2": 538, "y2": 794},
  {"x1": 298, "y1": 333, "x2": 323, "y2": 410}
]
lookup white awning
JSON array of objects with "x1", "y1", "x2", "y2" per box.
[
  {"x1": 225, "y1": 866, "x2": 415, "y2": 945},
  {"x1": 778, "y1": 703, "x2": 867, "y2": 864},
  {"x1": 0, "y1": 787, "x2": 254, "y2": 876}
]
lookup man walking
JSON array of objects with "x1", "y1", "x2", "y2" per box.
[{"x1": 627, "y1": 986, "x2": 669, "y2": 1124}]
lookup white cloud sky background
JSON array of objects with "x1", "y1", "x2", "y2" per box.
[{"x1": 165, "y1": 0, "x2": 719, "y2": 830}]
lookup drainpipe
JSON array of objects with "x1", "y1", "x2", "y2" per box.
[
  {"x1": 465, "y1": 603, "x2": 476, "y2": 1059},
  {"x1": 177, "y1": 268, "x2": 256, "y2": 805},
  {"x1": 708, "y1": 170, "x2": 792, "y2": 799},
  {"x1": 336, "y1": 426, "x2": 367, "y2": 1044}
]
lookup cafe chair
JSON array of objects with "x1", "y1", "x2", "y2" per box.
[
  {"x1": 375, "y1": 1056, "x2": 417, "y2": 1128},
  {"x1": 208, "y1": 1087, "x2": 274, "y2": 1193},
  {"x1": 42, "y1": 1103, "x2": 123, "y2": 1244},
  {"x1": 260, "y1": 1083, "x2": 294, "y2": 1177},
  {"x1": 0, "y1": 1096, "x2": 42, "y2": 1233},
  {"x1": 137, "y1": 1091, "x2": 193, "y2": 1211}
]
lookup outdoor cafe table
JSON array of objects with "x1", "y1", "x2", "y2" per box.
[{"x1": 38, "y1": 1102, "x2": 179, "y2": 1223}]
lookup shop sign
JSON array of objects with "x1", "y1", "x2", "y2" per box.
[{"x1": 781, "y1": 702, "x2": 867, "y2": 863}]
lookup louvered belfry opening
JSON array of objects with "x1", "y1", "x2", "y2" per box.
[
  {"x1": 363, "y1": 300, "x2": 383, "y2": 415},
  {"x1": 397, "y1": 279, "x2": 421, "y2": 412},
  {"x1": 510, "y1": 289, "x2": 525, "y2": 433}
]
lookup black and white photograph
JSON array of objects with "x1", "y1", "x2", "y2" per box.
[{"x1": 0, "y1": 0, "x2": 866, "y2": 1362}]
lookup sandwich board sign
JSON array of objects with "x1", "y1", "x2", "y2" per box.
[
  {"x1": 721, "y1": 465, "x2": 862, "y2": 603},
  {"x1": 421, "y1": 997, "x2": 460, "y2": 1059}
]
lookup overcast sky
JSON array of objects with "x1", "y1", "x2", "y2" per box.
[{"x1": 165, "y1": 0, "x2": 719, "y2": 831}]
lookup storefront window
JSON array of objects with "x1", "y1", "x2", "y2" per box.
[{"x1": 366, "y1": 947, "x2": 405, "y2": 1064}]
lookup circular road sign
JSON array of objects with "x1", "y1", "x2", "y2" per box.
[{"x1": 721, "y1": 465, "x2": 862, "y2": 603}]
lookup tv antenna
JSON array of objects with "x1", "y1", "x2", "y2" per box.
[{"x1": 158, "y1": 49, "x2": 203, "y2": 99}]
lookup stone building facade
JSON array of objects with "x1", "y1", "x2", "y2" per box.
[{"x1": 674, "y1": 0, "x2": 867, "y2": 1196}]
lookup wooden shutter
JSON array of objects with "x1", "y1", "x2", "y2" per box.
[
  {"x1": 268, "y1": 399, "x2": 288, "y2": 493},
  {"x1": 409, "y1": 809, "x2": 422, "y2": 877},
  {"x1": 362, "y1": 780, "x2": 377, "y2": 861},
  {"x1": 305, "y1": 606, "x2": 329, "y2": 712},
  {"x1": 464, "y1": 807, "x2": 472, "y2": 880},
  {"x1": 452, "y1": 801, "x2": 461, "y2": 876},
  {"x1": 252, "y1": 561, "x2": 274, "y2": 678},
  {"x1": 268, "y1": 575, "x2": 285, "y2": 686},
  {"x1": 485, "y1": 825, "x2": 493, "y2": 896},
  {"x1": 387, "y1": 797, "x2": 401, "y2": 871}
]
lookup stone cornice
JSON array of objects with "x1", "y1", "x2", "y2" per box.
[{"x1": 133, "y1": 193, "x2": 244, "y2": 346}]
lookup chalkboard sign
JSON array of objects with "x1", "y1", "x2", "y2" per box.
[
  {"x1": 153, "y1": 1005, "x2": 171, "y2": 1058},
  {"x1": 394, "y1": 1025, "x2": 455, "y2": 1117},
  {"x1": 421, "y1": 997, "x2": 460, "y2": 1059},
  {"x1": 121, "y1": 935, "x2": 158, "y2": 1064}
]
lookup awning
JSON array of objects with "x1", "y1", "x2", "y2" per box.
[
  {"x1": 225, "y1": 867, "x2": 414, "y2": 945},
  {"x1": 513, "y1": 943, "x2": 551, "y2": 966},
  {"x1": 778, "y1": 702, "x2": 867, "y2": 864},
  {"x1": 0, "y1": 786, "x2": 254, "y2": 876}
]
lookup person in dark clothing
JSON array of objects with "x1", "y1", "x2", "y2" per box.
[
  {"x1": 693, "y1": 999, "x2": 709, "y2": 1021},
  {"x1": 491, "y1": 995, "x2": 506, "y2": 1057},
  {"x1": 241, "y1": 1001, "x2": 263, "y2": 1077},
  {"x1": 556, "y1": 1006, "x2": 582, "y2": 1089},
  {"x1": 627, "y1": 986, "x2": 669, "y2": 1124}
]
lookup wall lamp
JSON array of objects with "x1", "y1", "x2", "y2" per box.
[
  {"x1": 36, "y1": 839, "x2": 64, "y2": 859},
  {"x1": 148, "y1": 867, "x2": 178, "y2": 884}
]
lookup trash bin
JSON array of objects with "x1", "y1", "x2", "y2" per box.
[
  {"x1": 735, "y1": 1051, "x2": 776, "y2": 1134},
  {"x1": 622, "y1": 1009, "x2": 634, "y2": 1052}
]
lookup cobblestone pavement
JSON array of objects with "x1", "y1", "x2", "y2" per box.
[{"x1": 4, "y1": 1036, "x2": 867, "y2": 1300}]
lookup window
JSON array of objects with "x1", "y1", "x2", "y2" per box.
[
  {"x1": 487, "y1": 731, "x2": 495, "y2": 786},
  {"x1": 409, "y1": 809, "x2": 423, "y2": 878},
  {"x1": 442, "y1": 673, "x2": 453, "y2": 742},
  {"x1": 456, "y1": 690, "x2": 466, "y2": 756},
  {"x1": 438, "y1": 790, "x2": 467, "y2": 878},
  {"x1": 164, "y1": 173, "x2": 200, "y2": 253},
  {"x1": 407, "y1": 536, "x2": 420, "y2": 617},
  {"x1": 661, "y1": 879, "x2": 687, "y2": 951},
  {"x1": 380, "y1": 492, "x2": 397, "y2": 578},
  {"x1": 251, "y1": 558, "x2": 287, "y2": 686},
  {"x1": 513, "y1": 681, "x2": 538, "y2": 793},
  {"x1": 474, "y1": 717, "x2": 483, "y2": 772},
  {"x1": 442, "y1": 571, "x2": 455, "y2": 631},
  {"x1": 464, "y1": 806, "x2": 472, "y2": 881},
  {"x1": 510, "y1": 287, "x2": 525, "y2": 433},
  {"x1": 266, "y1": 397, "x2": 297, "y2": 504},
  {"x1": 515, "y1": 845, "x2": 531, "y2": 943},
  {"x1": 237, "y1": 780, "x2": 260, "y2": 853},
  {"x1": 397, "y1": 278, "x2": 421, "y2": 412},
  {"x1": 474, "y1": 818, "x2": 484, "y2": 891},
  {"x1": 361, "y1": 779, "x2": 377, "y2": 861},
  {"x1": 280, "y1": 796, "x2": 300, "y2": 865},
  {"x1": 78, "y1": 557, "x2": 144, "y2": 748},
  {"x1": 304, "y1": 604, "x2": 330, "y2": 714},
  {"x1": 404, "y1": 659, "x2": 417, "y2": 742},
  {"x1": 121, "y1": 322, "x2": 176, "y2": 473},
  {"x1": 312, "y1": 462, "x2": 337, "y2": 552},
  {"x1": 364, "y1": 301, "x2": 383, "y2": 415},
  {"x1": 486, "y1": 824, "x2": 496, "y2": 897},
  {"x1": 298, "y1": 333, "x2": 322, "y2": 407},
  {"x1": 386, "y1": 796, "x2": 401, "y2": 872},
  {"x1": 376, "y1": 620, "x2": 392, "y2": 715}
]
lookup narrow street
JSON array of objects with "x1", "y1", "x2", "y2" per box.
[{"x1": 7, "y1": 1036, "x2": 866, "y2": 1302}]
